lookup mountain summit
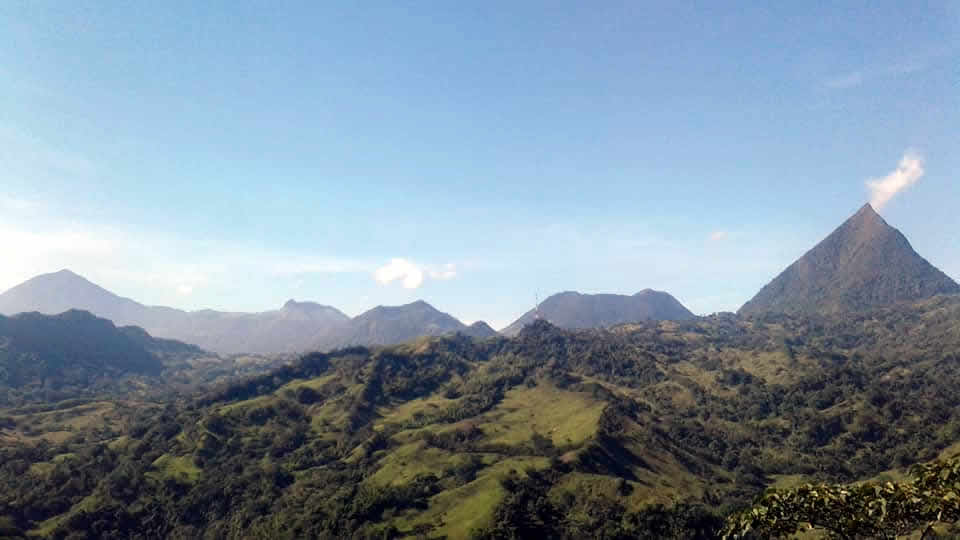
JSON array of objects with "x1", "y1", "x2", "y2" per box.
[
  {"x1": 334, "y1": 300, "x2": 490, "y2": 347},
  {"x1": 739, "y1": 204, "x2": 960, "y2": 316},
  {"x1": 0, "y1": 269, "x2": 146, "y2": 323},
  {"x1": 501, "y1": 289, "x2": 695, "y2": 336}
]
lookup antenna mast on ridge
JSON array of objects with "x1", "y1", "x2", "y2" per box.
[{"x1": 534, "y1": 291, "x2": 541, "y2": 321}]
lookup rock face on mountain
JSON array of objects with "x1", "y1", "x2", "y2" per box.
[
  {"x1": 501, "y1": 289, "x2": 696, "y2": 336},
  {"x1": 0, "y1": 271, "x2": 350, "y2": 355},
  {"x1": 331, "y1": 300, "x2": 478, "y2": 347},
  {"x1": 739, "y1": 204, "x2": 960, "y2": 317}
]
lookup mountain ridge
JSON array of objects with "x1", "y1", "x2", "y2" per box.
[
  {"x1": 0, "y1": 309, "x2": 169, "y2": 392},
  {"x1": 501, "y1": 289, "x2": 695, "y2": 336},
  {"x1": 0, "y1": 271, "x2": 495, "y2": 354},
  {"x1": 331, "y1": 300, "x2": 496, "y2": 348}
]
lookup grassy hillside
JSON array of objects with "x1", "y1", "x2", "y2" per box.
[{"x1": 2, "y1": 296, "x2": 960, "y2": 538}]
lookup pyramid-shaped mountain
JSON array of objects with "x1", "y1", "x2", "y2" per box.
[
  {"x1": 0, "y1": 269, "x2": 148, "y2": 323},
  {"x1": 739, "y1": 204, "x2": 959, "y2": 316},
  {"x1": 501, "y1": 289, "x2": 695, "y2": 336}
]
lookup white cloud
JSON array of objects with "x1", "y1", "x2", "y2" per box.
[
  {"x1": 374, "y1": 259, "x2": 457, "y2": 289},
  {"x1": 375, "y1": 258, "x2": 425, "y2": 289},
  {"x1": 866, "y1": 152, "x2": 925, "y2": 211},
  {"x1": 709, "y1": 231, "x2": 729, "y2": 242},
  {"x1": 0, "y1": 193, "x2": 462, "y2": 310}
]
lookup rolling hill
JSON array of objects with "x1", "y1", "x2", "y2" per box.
[
  {"x1": 739, "y1": 204, "x2": 960, "y2": 316},
  {"x1": 501, "y1": 289, "x2": 695, "y2": 336}
]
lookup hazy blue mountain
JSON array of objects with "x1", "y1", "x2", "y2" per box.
[
  {"x1": 459, "y1": 321, "x2": 498, "y2": 339},
  {"x1": 739, "y1": 204, "x2": 960, "y2": 316},
  {"x1": 0, "y1": 270, "x2": 149, "y2": 325},
  {"x1": 0, "y1": 271, "x2": 493, "y2": 354},
  {"x1": 331, "y1": 300, "x2": 479, "y2": 347},
  {"x1": 501, "y1": 289, "x2": 696, "y2": 336},
  {"x1": 0, "y1": 271, "x2": 349, "y2": 354}
]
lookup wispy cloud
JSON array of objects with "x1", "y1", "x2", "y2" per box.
[
  {"x1": 0, "y1": 126, "x2": 96, "y2": 178},
  {"x1": 709, "y1": 231, "x2": 729, "y2": 242},
  {"x1": 270, "y1": 258, "x2": 372, "y2": 276},
  {"x1": 821, "y1": 51, "x2": 941, "y2": 91},
  {"x1": 97, "y1": 263, "x2": 214, "y2": 300},
  {"x1": 866, "y1": 152, "x2": 925, "y2": 211},
  {"x1": 0, "y1": 223, "x2": 114, "y2": 258},
  {"x1": 0, "y1": 196, "x2": 466, "y2": 308},
  {"x1": 0, "y1": 221, "x2": 121, "y2": 294},
  {"x1": 374, "y1": 258, "x2": 457, "y2": 289},
  {"x1": 824, "y1": 71, "x2": 864, "y2": 89},
  {"x1": 0, "y1": 195, "x2": 35, "y2": 212},
  {"x1": 427, "y1": 263, "x2": 457, "y2": 280}
]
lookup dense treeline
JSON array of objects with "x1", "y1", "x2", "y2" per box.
[{"x1": 472, "y1": 466, "x2": 722, "y2": 540}]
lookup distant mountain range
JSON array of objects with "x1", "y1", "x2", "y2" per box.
[
  {"x1": 501, "y1": 290, "x2": 695, "y2": 336},
  {"x1": 0, "y1": 271, "x2": 695, "y2": 354},
  {"x1": 0, "y1": 270, "x2": 350, "y2": 354},
  {"x1": 0, "y1": 270, "x2": 497, "y2": 354},
  {"x1": 3, "y1": 203, "x2": 952, "y2": 354},
  {"x1": 739, "y1": 204, "x2": 960, "y2": 316}
]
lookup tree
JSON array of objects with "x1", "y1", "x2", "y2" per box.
[{"x1": 722, "y1": 456, "x2": 960, "y2": 539}]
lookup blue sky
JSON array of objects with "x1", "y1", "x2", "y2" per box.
[{"x1": 1, "y1": 2, "x2": 958, "y2": 329}]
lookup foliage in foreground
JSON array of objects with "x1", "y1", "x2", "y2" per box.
[{"x1": 723, "y1": 455, "x2": 960, "y2": 539}]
